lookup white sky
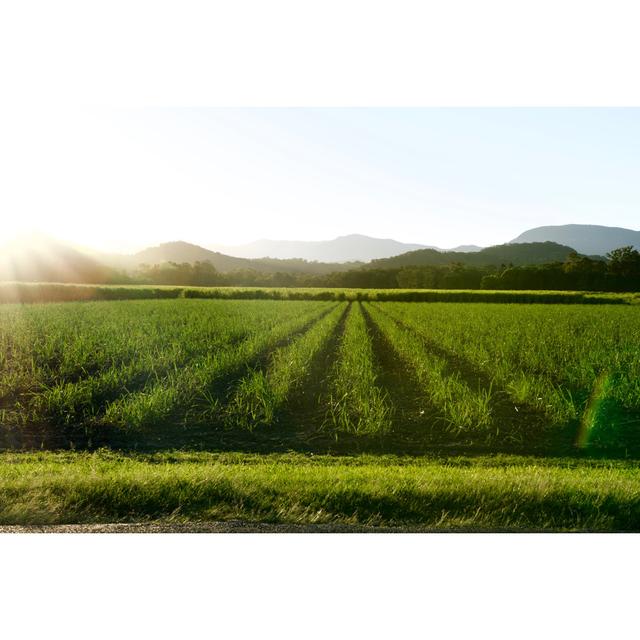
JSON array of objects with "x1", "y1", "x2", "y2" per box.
[{"x1": 1, "y1": 107, "x2": 639, "y2": 253}]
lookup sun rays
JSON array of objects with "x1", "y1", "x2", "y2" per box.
[{"x1": 0, "y1": 233, "x2": 103, "y2": 285}]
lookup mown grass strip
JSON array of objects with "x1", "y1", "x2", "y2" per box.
[
  {"x1": 1, "y1": 451, "x2": 640, "y2": 531},
  {"x1": 324, "y1": 303, "x2": 393, "y2": 437},
  {"x1": 225, "y1": 303, "x2": 347, "y2": 429}
]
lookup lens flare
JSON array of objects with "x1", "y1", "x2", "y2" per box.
[{"x1": 576, "y1": 371, "x2": 612, "y2": 449}]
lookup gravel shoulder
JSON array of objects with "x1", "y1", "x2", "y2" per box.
[{"x1": 0, "y1": 521, "x2": 473, "y2": 533}]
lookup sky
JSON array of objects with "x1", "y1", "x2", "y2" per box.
[{"x1": 1, "y1": 107, "x2": 639, "y2": 253}]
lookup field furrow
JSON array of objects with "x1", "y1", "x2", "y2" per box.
[
  {"x1": 324, "y1": 302, "x2": 393, "y2": 437},
  {"x1": 365, "y1": 302, "x2": 494, "y2": 437},
  {"x1": 99, "y1": 302, "x2": 335, "y2": 434},
  {"x1": 1, "y1": 297, "x2": 639, "y2": 455},
  {"x1": 376, "y1": 301, "x2": 640, "y2": 449},
  {"x1": 358, "y1": 304, "x2": 436, "y2": 443},
  {"x1": 0, "y1": 300, "x2": 284, "y2": 407},
  {"x1": 374, "y1": 303, "x2": 581, "y2": 423},
  {"x1": 225, "y1": 302, "x2": 348, "y2": 429}
]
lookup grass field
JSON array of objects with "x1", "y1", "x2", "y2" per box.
[
  {"x1": 1, "y1": 451, "x2": 639, "y2": 531},
  {"x1": 1, "y1": 295, "x2": 640, "y2": 530}
]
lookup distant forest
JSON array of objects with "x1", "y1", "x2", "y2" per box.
[
  {"x1": 2, "y1": 239, "x2": 640, "y2": 292},
  {"x1": 133, "y1": 246, "x2": 640, "y2": 292}
]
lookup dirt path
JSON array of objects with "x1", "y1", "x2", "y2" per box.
[{"x1": 0, "y1": 521, "x2": 456, "y2": 533}]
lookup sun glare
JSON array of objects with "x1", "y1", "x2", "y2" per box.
[{"x1": 0, "y1": 232, "x2": 83, "y2": 285}]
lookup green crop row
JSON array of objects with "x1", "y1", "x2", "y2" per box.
[
  {"x1": 0, "y1": 300, "x2": 332, "y2": 438},
  {"x1": 1, "y1": 298, "x2": 640, "y2": 453},
  {"x1": 9, "y1": 301, "x2": 288, "y2": 426},
  {"x1": 365, "y1": 303, "x2": 493, "y2": 435},
  {"x1": 99, "y1": 302, "x2": 334, "y2": 432},
  {"x1": 375, "y1": 302, "x2": 640, "y2": 448},
  {"x1": 324, "y1": 303, "x2": 393, "y2": 437},
  {"x1": 226, "y1": 303, "x2": 347, "y2": 429}
]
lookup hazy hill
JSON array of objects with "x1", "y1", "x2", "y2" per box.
[
  {"x1": 131, "y1": 241, "x2": 251, "y2": 272},
  {"x1": 112, "y1": 241, "x2": 359, "y2": 275},
  {"x1": 4, "y1": 230, "x2": 624, "y2": 285},
  {"x1": 210, "y1": 234, "x2": 435, "y2": 263},
  {"x1": 1, "y1": 237, "x2": 359, "y2": 283},
  {"x1": 365, "y1": 241, "x2": 577, "y2": 270},
  {"x1": 449, "y1": 244, "x2": 484, "y2": 253},
  {"x1": 0, "y1": 235, "x2": 116, "y2": 284},
  {"x1": 511, "y1": 225, "x2": 640, "y2": 256}
]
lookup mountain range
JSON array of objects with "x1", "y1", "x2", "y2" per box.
[
  {"x1": 510, "y1": 224, "x2": 640, "y2": 256},
  {"x1": 365, "y1": 241, "x2": 577, "y2": 270},
  {"x1": 101, "y1": 242, "x2": 362, "y2": 275},
  {"x1": 133, "y1": 224, "x2": 637, "y2": 270},
  {"x1": 202, "y1": 224, "x2": 640, "y2": 263},
  {"x1": 209, "y1": 234, "x2": 483, "y2": 263},
  {"x1": 1, "y1": 224, "x2": 638, "y2": 284}
]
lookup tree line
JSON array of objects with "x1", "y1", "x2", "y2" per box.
[{"x1": 131, "y1": 246, "x2": 640, "y2": 292}]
